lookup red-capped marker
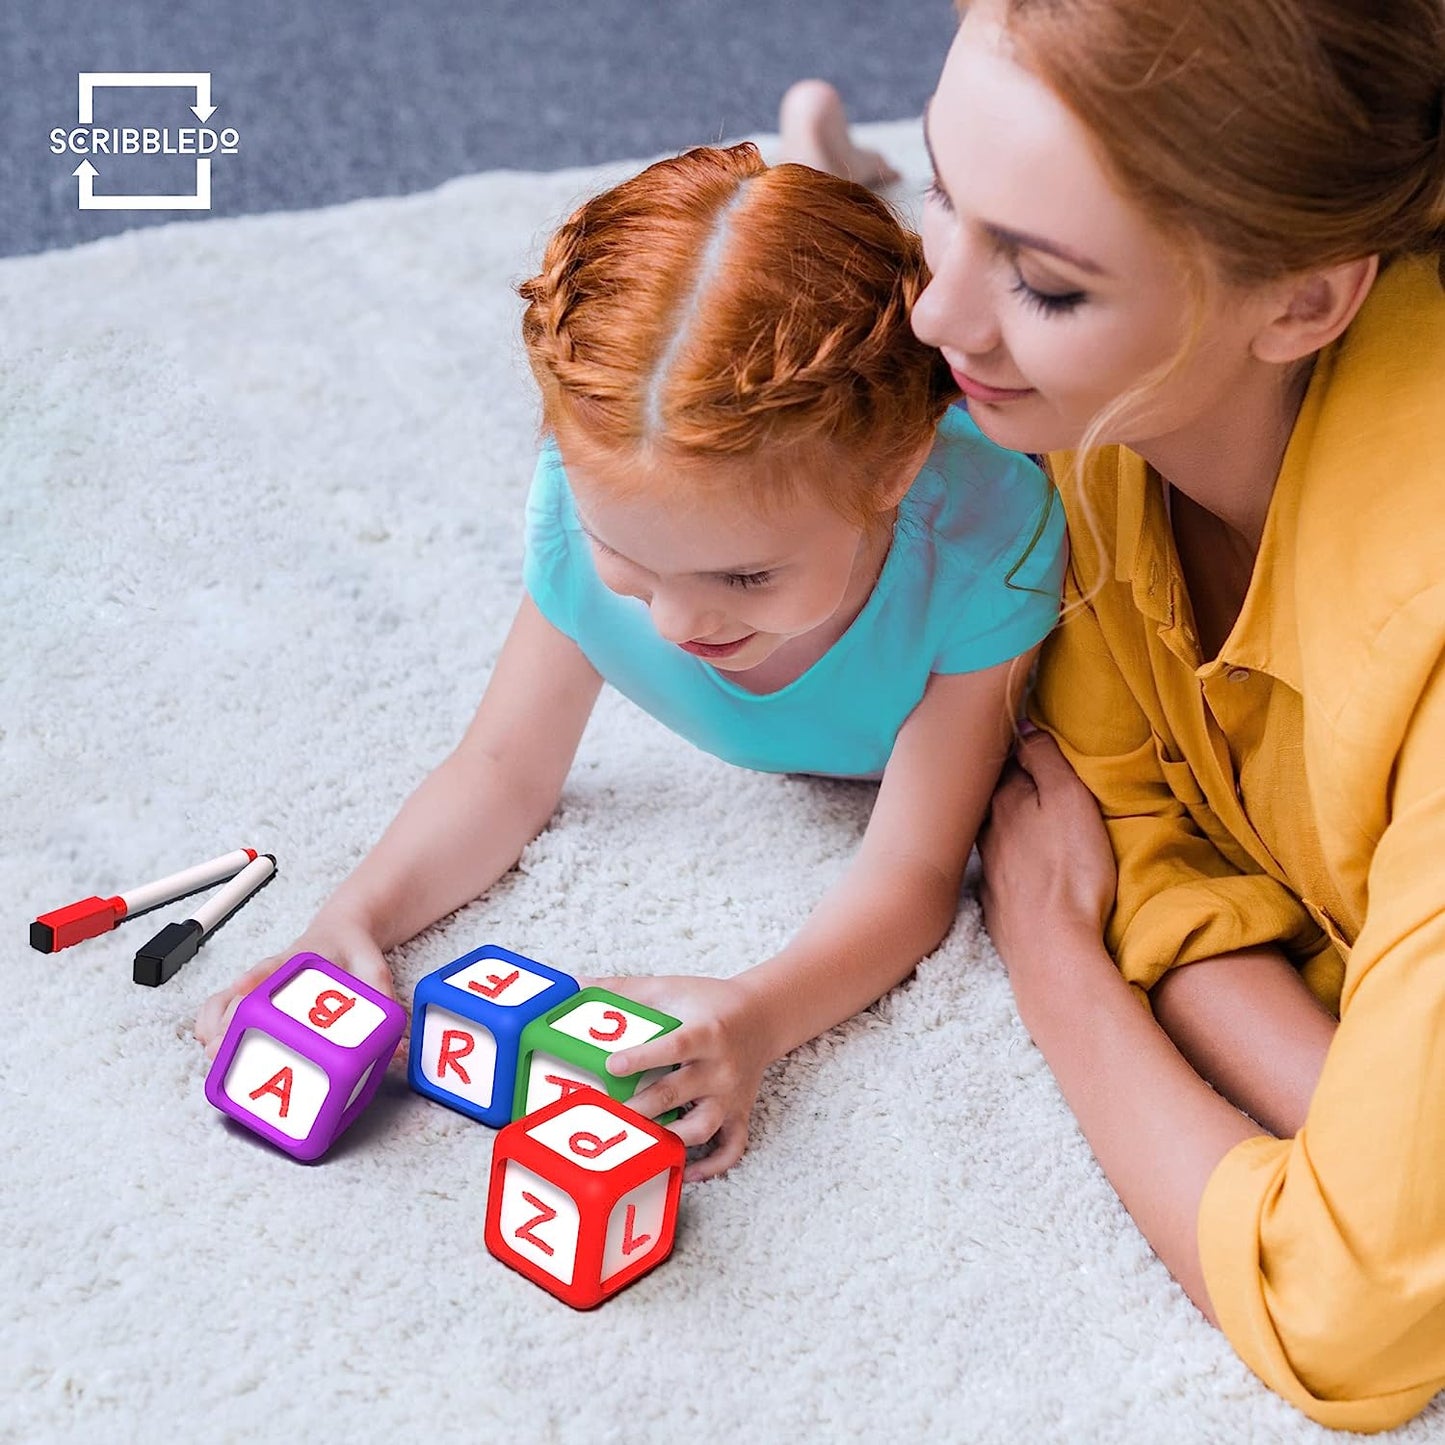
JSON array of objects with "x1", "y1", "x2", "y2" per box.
[{"x1": 29, "y1": 848, "x2": 259, "y2": 954}]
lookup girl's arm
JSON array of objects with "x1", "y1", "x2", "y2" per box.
[
  {"x1": 194, "y1": 596, "x2": 602, "y2": 1051},
  {"x1": 599, "y1": 650, "x2": 1033, "y2": 1179}
]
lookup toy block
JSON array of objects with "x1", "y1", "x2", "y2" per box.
[
  {"x1": 204, "y1": 952, "x2": 405, "y2": 1162},
  {"x1": 485, "y1": 1090, "x2": 684, "y2": 1309},
  {"x1": 407, "y1": 944, "x2": 578, "y2": 1126},
  {"x1": 513, "y1": 986, "x2": 682, "y2": 1124}
]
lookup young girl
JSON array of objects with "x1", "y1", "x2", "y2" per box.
[{"x1": 196, "y1": 142, "x2": 1066, "y2": 1180}]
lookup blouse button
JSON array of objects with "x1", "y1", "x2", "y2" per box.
[{"x1": 1227, "y1": 667, "x2": 1251, "y2": 683}]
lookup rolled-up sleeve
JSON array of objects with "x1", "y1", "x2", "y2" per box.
[
  {"x1": 1028, "y1": 561, "x2": 1319, "y2": 993},
  {"x1": 1197, "y1": 644, "x2": 1445, "y2": 1431}
]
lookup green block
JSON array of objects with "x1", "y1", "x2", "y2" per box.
[{"x1": 512, "y1": 986, "x2": 682, "y2": 1124}]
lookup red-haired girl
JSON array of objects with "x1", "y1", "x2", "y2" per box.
[{"x1": 196, "y1": 142, "x2": 1065, "y2": 1179}]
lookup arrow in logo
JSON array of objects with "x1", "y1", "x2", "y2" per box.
[
  {"x1": 73, "y1": 158, "x2": 212, "y2": 211},
  {"x1": 78, "y1": 72, "x2": 215, "y2": 124}
]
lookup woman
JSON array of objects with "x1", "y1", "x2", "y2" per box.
[{"x1": 880, "y1": 0, "x2": 1442, "y2": 1431}]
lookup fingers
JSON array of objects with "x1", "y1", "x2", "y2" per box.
[
  {"x1": 585, "y1": 975, "x2": 665, "y2": 1009},
  {"x1": 194, "y1": 957, "x2": 279, "y2": 1051},
  {"x1": 604, "y1": 1019, "x2": 699, "y2": 1079},
  {"x1": 1009, "y1": 728, "x2": 1076, "y2": 790},
  {"x1": 624, "y1": 1062, "x2": 694, "y2": 1122},
  {"x1": 683, "y1": 1117, "x2": 748, "y2": 1183}
]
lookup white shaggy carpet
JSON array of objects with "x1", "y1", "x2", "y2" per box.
[{"x1": 4, "y1": 120, "x2": 1437, "y2": 1444}]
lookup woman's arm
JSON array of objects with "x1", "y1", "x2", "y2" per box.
[
  {"x1": 978, "y1": 730, "x2": 1266, "y2": 1320},
  {"x1": 195, "y1": 596, "x2": 602, "y2": 1049},
  {"x1": 1150, "y1": 947, "x2": 1336, "y2": 1138},
  {"x1": 602, "y1": 652, "x2": 1032, "y2": 1178}
]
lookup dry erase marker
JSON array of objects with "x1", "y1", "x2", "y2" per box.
[
  {"x1": 133, "y1": 853, "x2": 278, "y2": 987},
  {"x1": 30, "y1": 848, "x2": 259, "y2": 954}
]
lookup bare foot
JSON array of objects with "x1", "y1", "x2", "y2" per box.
[{"x1": 778, "y1": 79, "x2": 901, "y2": 188}]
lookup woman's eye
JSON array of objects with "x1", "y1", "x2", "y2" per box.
[
  {"x1": 924, "y1": 177, "x2": 954, "y2": 213},
  {"x1": 723, "y1": 570, "x2": 772, "y2": 591},
  {"x1": 1009, "y1": 272, "x2": 1086, "y2": 316}
]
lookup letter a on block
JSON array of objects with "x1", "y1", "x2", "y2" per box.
[
  {"x1": 222, "y1": 1030, "x2": 331, "y2": 1142},
  {"x1": 249, "y1": 1066, "x2": 293, "y2": 1117}
]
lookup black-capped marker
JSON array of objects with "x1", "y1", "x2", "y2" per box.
[{"x1": 133, "y1": 853, "x2": 277, "y2": 987}]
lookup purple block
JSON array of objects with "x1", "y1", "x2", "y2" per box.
[{"x1": 204, "y1": 952, "x2": 406, "y2": 1161}]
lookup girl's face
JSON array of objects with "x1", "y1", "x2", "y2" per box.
[
  {"x1": 911, "y1": 2, "x2": 1272, "y2": 456},
  {"x1": 565, "y1": 461, "x2": 884, "y2": 675}
]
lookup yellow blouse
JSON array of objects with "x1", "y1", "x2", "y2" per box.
[{"x1": 1030, "y1": 255, "x2": 1445, "y2": 1431}]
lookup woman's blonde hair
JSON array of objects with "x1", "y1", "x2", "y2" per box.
[
  {"x1": 992, "y1": 0, "x2": 1445, "y2": 287},
  {"x1": 519, "y1": 142, "x2": 957, "y2": 524}
]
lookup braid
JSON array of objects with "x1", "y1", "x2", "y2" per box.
[{"x1": 518, "y1": 144, "x2": 956, "y2": 522}]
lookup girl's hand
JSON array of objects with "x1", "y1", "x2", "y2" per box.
[
  {"x1": 193, "y1": 917, "x2": 396, "y2": 1060},
  {"x1": 579, "y1": 973, "x2": 773, "y2": 1183},
  {"x1": 977, "y1": 729, "x2": 1118, "y2": 1017}
]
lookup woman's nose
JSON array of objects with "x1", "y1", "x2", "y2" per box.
[{"x1": 912, "y1": 230, "x2": 1001, "y2": 359}]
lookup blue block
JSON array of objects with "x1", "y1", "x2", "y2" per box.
[{"x1": 407, "y1": 944, "x2": 578, "y2": 1127}]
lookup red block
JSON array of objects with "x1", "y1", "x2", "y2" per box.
[{"x1": 485, "y1": 1089, "x2": 683, "y2": 1309}]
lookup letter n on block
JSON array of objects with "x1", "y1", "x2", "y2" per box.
[
  {"x1": 407, "y1": 944, "x2": 577, "y2": 1127},
  {"x1": 484, "y1": 1092, "x2": 684, "y2": 1309}
]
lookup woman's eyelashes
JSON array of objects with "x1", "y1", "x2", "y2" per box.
[
  {"x1": 925, "y1": 176, "x2": 1087, "y2": 316},
  {"x1": 1009, "y1": 271, "x2": 1087, "y2": 316}
]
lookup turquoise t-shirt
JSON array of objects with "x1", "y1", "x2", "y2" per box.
[{"x1": 523, "y1": 405, "x2": 1066, "y2": 779}]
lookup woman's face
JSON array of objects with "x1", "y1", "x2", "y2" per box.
[{"x1": 912, "y1": 2, "x2": 1270, "y2": 456}]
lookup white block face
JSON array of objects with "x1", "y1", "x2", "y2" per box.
[
  {"x1": 601, "y1": 1170, "x2": 671, "y2": 1282},
  {"x1": 271, "y1": 968, "x2": 386, "y2": 1048},
  {"x1": 445, "y1": 960, "x2": 554, "y2": 1009},
  {"x1": 224, "y1": 1029, "x2": 331, "y2": 1141},
  {"x1": 523, "y1": 1051, "x2": 602, "y2": 1115},
  {"x1": 343, "y1": 1061, "x2": 376, "y2": 1111},
  {"x1": 526, "y1": 1101, "x2": 656, "y2": 1173},
  {"x1": 549, "y1": 999, "x2": 665, "y2": 1054},
  {"x1": 419, "y1": 1005, "x2": 499, "y2": 1111},
  {"x1": 497, "y1": 1161, "x2": 579, "y2": 1285}
]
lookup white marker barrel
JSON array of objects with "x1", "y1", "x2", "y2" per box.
[
  {"x1": 121, "y1": 848, "x2": 256, "y2": 915},
  {"x1": 191, "y1": 854, "x2": 276, "y2": 933}
]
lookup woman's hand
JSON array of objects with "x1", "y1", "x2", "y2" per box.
[
  {"x1": 193, "y1": 915, "x2": 396, "y2": 1059},
  {"x1": 978, "y1": 728, "x2": 1118, "y2": 1017},
  {"x1": 579, "y1": 973, "x2": 774, "y2": 1183}
]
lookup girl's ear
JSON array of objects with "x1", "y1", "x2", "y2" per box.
[
  {"x1": 1250, "y1": 254, "x2": 1379, "y2": 366},
  {"x1": 879, "y1": 434, "x2": 937, "y2": 508}
]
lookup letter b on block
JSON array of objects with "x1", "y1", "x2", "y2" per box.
[
  {"x1": 484, "y1": 1091, "x2": 684, "y2": 1309},
  {"x1": 204, "y1": 953, "x2": 405, "y2": 1161},
  {"x1": 408, "y1": 944, "x2": 578, "y2": 1126}
]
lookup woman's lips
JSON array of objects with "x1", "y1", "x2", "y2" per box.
[
  {"x1": 950, "y1": 366, "x2": 1034, "y2": 403},
  {"x1": 680, "y1": 633, "x2": 756, "y2": 659}
]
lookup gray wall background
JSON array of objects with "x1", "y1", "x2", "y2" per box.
[{"x1": 2, "y1": 0, "x2": 956, "y2": 258}]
